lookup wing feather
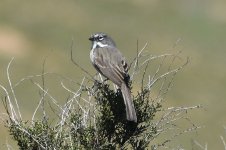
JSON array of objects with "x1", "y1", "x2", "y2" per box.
[{"x1": 92, "y1": 46, "x2": 128, "y2": 86}]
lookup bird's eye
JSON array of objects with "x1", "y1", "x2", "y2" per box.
[{"x1": 98, "y1": 36, "x2": 104, "y2": 41}]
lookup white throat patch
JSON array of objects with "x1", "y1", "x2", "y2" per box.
[
  {"x1": 92, "y1": 41, "x2": 108, "y2": 50},
  {"x1": 90, "y1": 41, "x2": 108, "y2": 63}
]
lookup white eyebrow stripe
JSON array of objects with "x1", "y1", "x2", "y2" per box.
[{"x1": 94, "y1": 34, "x2": 99, "y2": 38}]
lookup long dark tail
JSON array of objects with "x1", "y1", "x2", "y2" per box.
[{"x1": 121, "y1": 83, "x2": 137, "y2": 122}]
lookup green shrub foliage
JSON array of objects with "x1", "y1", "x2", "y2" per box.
[{"x1": 7, "y1": 80, "x2": 161, "y2": 150}]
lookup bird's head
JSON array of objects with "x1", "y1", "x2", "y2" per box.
[{"x1": 89, "y1": 32, "x2": 116, "y2": 49}]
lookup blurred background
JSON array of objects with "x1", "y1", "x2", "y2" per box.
[{"x1": 0, "y1": 0, "x2": 226, "y2": 149}]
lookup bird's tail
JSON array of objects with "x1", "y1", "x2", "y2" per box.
[{"x1": 121, "y1": 83, "x2": 137, "y2": 122}]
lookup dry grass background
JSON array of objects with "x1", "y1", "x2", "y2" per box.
[{"x1": 0, "y1": 0, "x2": 226, "y2": 149}]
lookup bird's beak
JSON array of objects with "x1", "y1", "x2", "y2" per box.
[{"x1": 89, "y1": 36, "x2": 94, "y2": 41}]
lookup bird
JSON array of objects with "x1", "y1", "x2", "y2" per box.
[{"x1": 89, "y1": 32, "x2": 137, "y2": 122}]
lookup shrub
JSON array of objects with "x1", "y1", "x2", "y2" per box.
[{"x1": 1, "y1": 44, "x2": 200, "y2": 149}]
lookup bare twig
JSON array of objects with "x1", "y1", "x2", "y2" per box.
[
  {"x1": 0, "y1": 85, "x2": 17, "y2": 121},
  {"x1": 148, "y1": 57, "x2": 189, "y2": 91},
  {"x1": 32, "y1": 81, "x2": 62, "y2": 110},
  {"x1": 32, "y1": 89, "x2": 48, "y2": 123},
  {"x1": 70, "y1": 39, "x2": 95, "y2": 81},
  {"x1": 40, "y1": 54, "x2": 50, "y2": 119},
  {"x1": 141, "y1": 60, "x2": 150, "y2": 91},
  {"x1": 7, "y1": 57, "x2": 22, "y2": 120},
  {"x1": 221, "y1": 136, "x2": 226, "y2": 150},
  {"x1": 130, "y1": 42, "x2": 148, "y2": 79},
  {"x1": 192, "y1": 140, "x2": 208, "y2": 150}
]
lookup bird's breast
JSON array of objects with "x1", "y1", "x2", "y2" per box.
[{"x1": 90, "y1": 48, "x2": 95, "y2": 63}]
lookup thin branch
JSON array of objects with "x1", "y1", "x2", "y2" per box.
[
  {"x1": 141, "y1": 60, "x2": 150, "y2": 91},
  {"x1": 0, "y1": 85, "x2": 16, "y2": 121},
  {"x1": 32, "y1": 81, "x2": 62, "y2": 110},
  {"x1": 14, "y1": 72, "x2": 51, "y2": 88},
  {"x1": 149, "y1": 55, "x2": 167, "y2": 92},
  {"x1": 157, "y1": 126, "x2": 202, "y2": 149},
  {"x1": 7, "y1": 58, "x2": 22, "y2": 120},
  {"x1": 60, "y1": 81, "x2": 87, "y2": 113},
  {"x1": 221, "y1": 136, "x2": 226, "y2": 150},
  {"x1": 192, "y1": 140, "x2": 208, "y2": 150},
  {"x1": 130, "y1": 43, "x2": 148, "y2": 79},
  {"x1": 32, "y1": 89, "x2": 48, "y2": 123},
  {"x1": 155, "y1": 51, "x2": 183, "y2": 101},
  {"x1": 148, "y1": 57, "x2": 189, "y2": 90},
  {"x1": 70, "y1": 39, "x2": 95, "y2": 81},
  {"x1": 40, "y1": 53, "x2": 50, "y2": 119},
  {"x1": 130, "y1": 42, "x2": 148, "y2": 70}
]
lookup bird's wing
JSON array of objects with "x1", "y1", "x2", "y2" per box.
[{"x1": 93, "y1": 46, "x2": 129, "y2": 86}]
